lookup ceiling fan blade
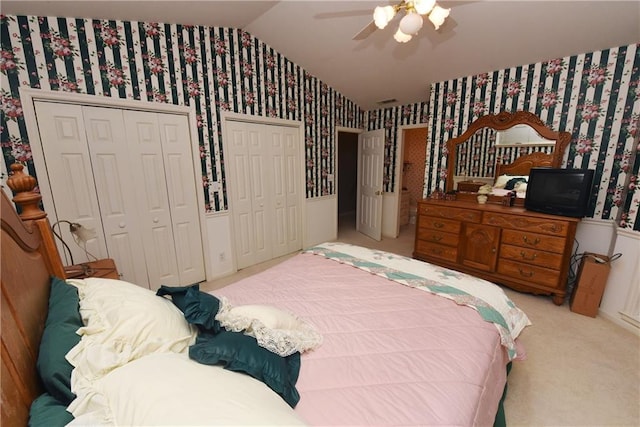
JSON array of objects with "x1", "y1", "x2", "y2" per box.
[
  {"x1": 315, "y1": 9, "x2": 373, "y2": 19},
  {"x1": 352, "y1": 20, "x2": 377, "y2": 41}
]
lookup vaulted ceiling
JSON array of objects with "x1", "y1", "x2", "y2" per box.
[{"x1": 3, "y1": 1, "x2": 639, "y2": 110}]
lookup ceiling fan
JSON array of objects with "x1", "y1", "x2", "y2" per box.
[{"x1": 352, "y1": 0, "x2": 451, "y2": 43}]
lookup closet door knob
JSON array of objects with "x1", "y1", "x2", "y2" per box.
[
  {"x1": 119, "y1": 222, "x2": 126, "y2": 228},
  {"x1": 153, "y1": 217, "x2": 159, "y2": 223}
]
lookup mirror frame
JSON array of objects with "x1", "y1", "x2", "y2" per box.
[{"x1": 445, "y1": 111, "x2": 571, "y2": 193}]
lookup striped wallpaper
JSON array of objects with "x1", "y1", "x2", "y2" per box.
[
  {"x1": 0, "y1": 14, "x2": 427, "y2": 213},
  {"x1": 2, "y1": 15, "x2": 637, "y2": 232},
  {"x1": 425, "y1": 44, "x2": 640, "y2": 231}
]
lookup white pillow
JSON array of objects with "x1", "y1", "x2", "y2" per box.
[
  {"x1": 229, "y1": 304, "x2": 303, "y2": 329},
  {"x1": 514, "y1": 182, "x2": 528, "y2": 193},
  {"x1": 494, "y1": 174, "x2": 528, "y2": 189},
  {"x1": 216, "y1": 302, "x2": 323, "y2": 356},
  {"x1": 67, "y1": 352, "x2": 306, "y2": 426},
  {"x1": 66, "y1": 277, "x2": 196, "y2": 382}
]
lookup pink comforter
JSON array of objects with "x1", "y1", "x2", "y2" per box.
[{"x1": 213, "y1": 252, "x2": 509, "y2": 426}]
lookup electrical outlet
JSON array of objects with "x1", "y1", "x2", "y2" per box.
[{"x1": 218, "y1": 252, "x2": 225, "y2": 262}]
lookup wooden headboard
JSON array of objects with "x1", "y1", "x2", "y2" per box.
[
  {"x1": 1, "y1": 164, "x2": 66, "y2": 426},
  {"x1": 495, "y1": 151, "x2": 554, "y2": 177}
]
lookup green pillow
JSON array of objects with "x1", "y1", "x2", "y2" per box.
[
  {"x1": 36, "y1": 277, "x2": 83, "y2": 405},
  {"x1": 156, "y1": 283, "x2": 200, "y2": 312},
  {"x1": 28, "y1": 392, "x2": 74, "y2": 426},
  {"x1": 189, "y1": 330, "x2": 301, "y2": 408},
  {"x1": 504, "y1": 177, "x2": 527, "y2": 190},
  {"x1": 158, "y1": 285, "x2": 222, "y2": 332}
]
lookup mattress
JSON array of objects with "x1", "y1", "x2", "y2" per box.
[{"x1": 213, "y1": 243, "x2": 528, "y2": 426}]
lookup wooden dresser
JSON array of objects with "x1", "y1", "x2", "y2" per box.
[{"x1": 413, "y1": 199, "x2": 580, "y2": 305}]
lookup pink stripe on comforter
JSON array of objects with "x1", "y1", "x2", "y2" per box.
[{"x1": 213, "y1": 252, "x2": 510, "y2": 426}]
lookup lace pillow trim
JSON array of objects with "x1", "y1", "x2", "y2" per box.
[{"x1": 216, "y1": 298, "x2": 322, "y2": 357}]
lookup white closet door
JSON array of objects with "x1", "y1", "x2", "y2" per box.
[
  {"x1": 82, "y1": 106, "x2": 150, "y2": 286},
  {"x1": 227, "y1": 121, "x2": 271, "y2": 269},
  {"x1": 157, "y1": 113, "x2": 205, "y2": 285},
  {"x1": 226, "y1": 120, "x2": 301, "y2": 269},
  {"x1": 282, "y1": 127, "x2": 302, "y2": 253},
  {"x1": 33, "y1": 102, "x2": 107, "y2": 264},
  {"x1": 268, "y1": 126, "x2": 301, "y2": 257},
  {"x1": 123, "y1": 111, "x2": 180, "y2": 287},
  {"x1": 248, "y1": 125, "x2": 273, "y2": 265}
]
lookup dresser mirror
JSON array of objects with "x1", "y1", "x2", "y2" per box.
[{"x1": 445, "y1": 111, "x2": 571, "y2": 197}]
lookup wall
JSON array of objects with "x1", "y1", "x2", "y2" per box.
[
  {"x1": 0, "y1": 14, "x2": 427, "y2": 216},
  {"x1": 425, "y1": 43, "x2": 640, "y2": 329},
  {"x1": 424, "y1": 43, "x2": 640, "y2": 232}
]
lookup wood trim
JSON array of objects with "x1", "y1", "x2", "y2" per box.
[{"x1": 445, "y1": 111, "x2": 571, "y2": 192}]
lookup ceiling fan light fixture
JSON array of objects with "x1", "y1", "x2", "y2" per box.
[
  {"x1": 413, "y1": 0, "x2": 436, "y2": 15},
  {"x1": 369, "y1": 0, "x2": 452, "y2": 43},
  {"x1": 399, "y1": 12, "x2": 423, "y2": 35},
  {"x1": 393, "y1": 28, "x2": 412, "y2": 43},
  {"x1": 373, "y1": 5, "x2": 396, "y2": 29},
  {"x1": 428, "y1": 5, "x2": 450, "y2": 30}
]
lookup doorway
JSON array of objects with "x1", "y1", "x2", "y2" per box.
[
  {"x1": 337, "y1": 131, "x2": 358, "y2": 233},
  {"x1": 337, "y1": 126, "x2": 427, "y2": 240},
  {"x1": 400, "y1": 127, "x2": 428, "y2": 227}
]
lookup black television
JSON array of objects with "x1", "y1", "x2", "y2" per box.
[{"x1": 524, "y1": 168, "x2": 595, "y2": 218}]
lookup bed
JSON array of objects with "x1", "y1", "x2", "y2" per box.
[
  {"x1": 490, "y1": 151, "x2": 555, "y2": 199},
  {"x1": 2, "y1": 163, "x2": 530, "y2": 426}
]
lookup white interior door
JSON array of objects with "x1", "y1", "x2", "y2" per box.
[
  {"x1": 33, "y1": 101, "x2": 107, "y2": 265},
  {"x1": 226, "y1": 121, "x2": 271, "y2": 269},
  {"x1": 267, "y1": 125, "x2": 302, "y2": 257},
  {"x1": 157, "y1": 113, "x2": 206, "y2": 285},
  {"x1": 82, "y1": 106, "x2": 150, "y2": 286},
  {"x1": 123, "y1": 110, "x2": 180, "y2": 287},
  {"x1": 357, "y1": 129, "x2": 385, "y2": 241}
]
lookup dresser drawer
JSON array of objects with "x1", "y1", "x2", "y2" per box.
[
  {"x1": 419, "y1": 204, "x2": 481, "y2": 223},
  {"x1": 497, "y1": 259, "x2": 561, "y2": 287},
  {"x1": 418, "y1": 216, "x2": 461, "y2": 234},
  {"x1": 417, "y1": 229, "x2": 459, "y2": 247},
  {"x1": 483, "y1": 212, "x2": 569, "y2": 236},
  {"x1": 415, "y1": 241, "x2": 458, "y2": 263},
  {"x1": 499, "y1": 244, "x2": 563, "y2": 270},
  {"x1": 501, "y1": 229, "x2": 566, "y2": 254}
]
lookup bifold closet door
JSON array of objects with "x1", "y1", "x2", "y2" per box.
[
  {"x1": 124, "y1": 111, "x2": 205, "y2": 286},
  {"x1": 266, "y1": 125, "x2": 302, "y2": 258},
  {"x1": 226, "y1": 120, "x2": 302, "y2": 270},
  {"x1": 34, "y1": 102, "x2": 149, "y2": 285},
  {"x1": 228, "y1": 122, "x2": 271, "y2": 269},
  {"x1": 33, "y1": 102, "x2": 109, "y2": 265},
  {"x1": 34, "y1": 102, "x2": 205, "y2": 289},
  {"x1": 82, "y1": 107, "x2": 160, "y2": 286}
]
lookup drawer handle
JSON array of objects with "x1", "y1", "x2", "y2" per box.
[
  {"x1": 520, "y1": 251, "x2": 537, "y2": 261},
  {"x1": 431, "y1": 235, "x2": 442, "y2": 242},
  {"x1": 518, "y1": 268, "x2": 534, "y2": 278},
  {"x1": 522, "y1": 236, "x2": 540, "y2": 246},
  {"x1": 430, "y1": 248, "x2": 443, "y2": 255},
  {"x1": 433, "y1": 222, "x2": 444, "y2": 228},
  {"x1": 543, "y1": 224, "x2": 562, "y2": 233}
]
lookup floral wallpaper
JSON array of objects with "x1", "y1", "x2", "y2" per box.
[
  {"x1": 425, "y1": 44, "x2": 640, "y2": 231},
  {"x1": 1, "y1": 14, "x2": 425, "y2": 213},
  {"x1": 366, "y1": 102, "x2": 429, "y2": 192}
]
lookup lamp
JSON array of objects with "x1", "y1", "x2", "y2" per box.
[
  {"x1": 52, "y1": 220, "x2": 98, "y2": 264},
  {"x1": 373, "y1": 0, "x2": 451, "y2": 42}
]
